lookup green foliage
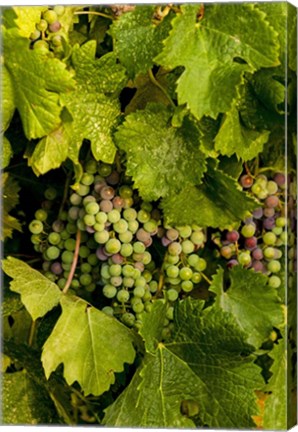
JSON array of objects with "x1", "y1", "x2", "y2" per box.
[
  {"x1": 42, "y1": 295, "x2": 136, "y2": 396},
  {"x1": 2, "y1": 257, "x2": 62, "y2": 320},
  {"x1": 1, "y1": 173, "x2": 22, "y2": 240}
]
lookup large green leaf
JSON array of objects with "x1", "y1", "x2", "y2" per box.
[
  {"x1": 110, "y1": 6, "x2": 172, "y2": 78},
  {"x1": 115, "y1": 103, "x2": 207, "y2": 201},
  {"x1": 1, "y1": 370, "x2": 58, "y2": 425},
  {"x1": 1, "y1": 66, "x2": 15, "y2": 132},
  {"x1": 104, "y1": 298, "x2": 263, "y2": 428},
  {"x1": 2, "y1": 257, "x2": 62, "y2": 320},
  {"x1": 210, "y1": 267, "x2": 284, "y2": 347},
  {"x1": 215, "y1": 105, "x2": 270, "y2": 161},
  {"x1": 263, "y1": 339, "x2": 287, "y2": 429},
  {"x1": 42, "y1": 295, "x2": 136, "y2": 396},
  {"x1": 61, "y1": 41, "x2": 127, "y2": 164},
  {"x1": 156, "y1": 4, "x2": 280, "y2": 119},
  {"x1": 161, "y1": 163, "x2": 258, "y2": 229},
  {"x1": 13, "y1": 6, "x2": 46, "y2": 37},
  {"x1": 3, "y1": 27, "x2": 75, "y2": 140},
  {"x1": 139, "y1": 300, "x2": 167, "y2": 353}
]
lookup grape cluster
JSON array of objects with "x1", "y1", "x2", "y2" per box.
[
  {"x1": 214, "y1": 171, "x2": 295, "y2": 288},
  {"x1": 30, "y1": 6, "x2": 65, "y2": 55}
]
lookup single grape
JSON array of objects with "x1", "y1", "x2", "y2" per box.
[
  {"x1": 43, "y1": 9, "x2": 58, "y2": 24},
  {"x1": 85, "y1": 202, "x2": 100, "y2": 215},
  {"x1": 29, "y1": 220, "x2": 43, "y2": 234},
  {"x1": 263, "y1": 232, "x2": 277, "y2": 246},
  {"x1": 226, "y1": 230, "x2": 240, "y2": 242},
  {"x1": 119, "y1": 185, "x2": 133, "y2": 198},
  {"x1": 220, "y1": 245, "x2": 234, "y2": 259},
  {"x1": 276, "y1": 217, "x2": 286, "y2": 228},
  {"x1": 265, "y1": 195, "x2": 279, "y2": 208},
  {"x1": 177, "y1": 226, "x2": 192, "y2": 238},
  {"x1": 192, "y1": 272, "x2": 202, "y2": 284},
  {"x1": 268, "y1": 275, "x2": 281, "y2": 288},
  {"x1": 132, "y1": 301, "x2": 145, "y2": 314},
  {"x1": 30, "y1": 29, "x2": 41, "y2": 41},
  {"x1": 48, "y1": 232, "x2": 61, "y2": 245},
  {"x1": 166, "y1": 265, "x2": 180, "y2": 278},
  {"x1": 267, "y1": 260, "x2": 281, "y2": 273},
  {"x1": 136, "y1": 228, "x2": 151, "y2": 243},
  {"x1": 94, "y1": 230, "x2": 109, "y2": 244},
  {"x1": 100, "y1": 186, "x2": 115, "y2": 200},
  {"x1": 61, "y1": 250, "x2": 74, "y2": 264},
  {"x1": 273, "y1": 172, "x2": 285, "y2": 188},
  {"x1": 48, "y1": 21, "x2": 62, "y2": 32},
  {"x1": 167, "y1": 288, "x2": 179, "y2": 302},
  {"x1": 227, "y1": 259, "x2": 239, "y2": 268},
  {"x1": 182, "y1": 240, "x2": 195, "y2": 254},
  {"x1": 46, "y1": 245, "x2": 60, "y2": 260},
  {"x1": 120, "y1": 243, "x2": 133, "y2": 257},
  {"x1": 241, "y1": 224, "x2": 256, "y2": 238},
  {"x1": 111, "y1": 253, "x2": 124, "y2": 264},
  {"x1": 108, "y1": 209, "x2": 121, "y2": 223},
  {"x1": 105, "y1": 238, "x2": 121, "y2": 254},
  {"x1": 181, "y1": 280, "x2": 194, "y2": 292},
  {"x1": 240, "y1": 174, "x2": 254, "y2": 188},
  {"x1": 103, "y1": 284, "x2": 117, "y2": 298},
  {"x1": 121, "y1": 312, "x2": 135, "y2": 327},
  {"x1": 102, "y1": 306, "x2": 114, "y2": 317},
  {"x1": 244, "y1": 236, "x2": 257, "y2": 250},
  {"x1": 36, "y1": 19, "x2": 48, "y2": 32},
  {"x1": 100, "y1": 200, "x2": 113, "y2": 213},
  {"x1": 252, "y1": 247, "x2": 263, "y2": 260},
  {"x1": 263, "y1": 217, "x2": 276, "y2": 230},
  {"x1": 263, "y1": 207, "x2": 275, "y2": 217},
  {"x1": 50, "y1": 261, "x2": 63, "y2": 275},
  {"x1": 252, "y1": 208, "x2": 263, "y2": 220},
  {"x1": 238, "y1": 252, "x2": 251, "y2": 267},
  {"x1": 195, "y1": 258, "x2": 207, "y2": 272},
  {"x1": 52, "y1": 220, "x2": 64, "y2": 233},
  {"x1": 168, "y1": 242, "x2": 182, "y2": 256},
  {"x1": 35, "y1": 209, "x2": 47, "y2": 221},
  {"x1": 166, "y1": 228, "x2": 179, "y2": 241},
  {"x1": 252, "y1": 260, "x2": 265, "y2": 272},
  {"x1": 266, "y1": 180, "x2": 278, "y2": 195}
]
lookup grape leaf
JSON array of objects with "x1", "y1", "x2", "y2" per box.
[
  {"x1": 289, "y1": 11, "x2": 297, "y2": 72},
  {"x1": 1, "y1": 370, "x2": 58, "y2": 425},
  {"x1": 2, "y1": 65, "x2": 15, "y2": 132},
  {"x1": 209, "y1": 266, "x2": 284, "y2": 347},
  {"x1": 2, "y1": 257, "x2": 62, "y2": 320},
  {"x1": 110, "y1": 6, "x2": 172, "y2": 78},
  {"x1": 139, "y1": 300, "x2": 167, "y2": 353},
  {"x1": 13, "y1": 6, "x2": 46, "y2": 37},
  {"x1": 1, "y1": 173, "x2": 22, "y2": 240},
  {"x1": 215, "y1": 105, "x2": 270, "y2": 161},
  {"x1": 115, "y1": 103, "x2": 207, "y2": 201},
  {"x1": 42, "y1": 295, "x2": 136, "y2": 396},
  {"x1": 161, "y1": 163, "x2": 258, "y2": 229},
  {"x1": 61, "y1": 41, "x2": 127, "y2": 164},
  {"x1": 156, "y1": 4, "x2": 280, "y2": 120},
  {"x1": 3, "y1": 27, "x2": 75, "y2": 140},
  {"x1": 1, "y1": 136, "x2": 13, "y2": 169},
  {"x1": 263, "y1": 339, "x2": 287, "y2": 429},
  {"x1": 1, "y1": 291, "x2": 23, "y2": 317},
  {"x1": 104, "y1": 298, "x2": 263, "y2": 428}
]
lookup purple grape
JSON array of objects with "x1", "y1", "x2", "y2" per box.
[
  {"x1": 221, "y1": 245, "x2": 233, "y2": 259},
  {"x1": 274, "y1": 172, "x2": 285, "y2": 187},
  {"x1": 100, "y1": 200, "x2": 113, "y2": 212},
  {"x1": 100, "y1": 186, "x2": 115, "y2": 200},
  {"x1": 166, "y1": 228, "x2": 179, "y2": 241},
  {"x1": 244, "y1": 236, "x2": 257, "y2": 250},
  {"x1": 264, "y1": 207, "x2": 275, "y2": 217},
  {"x1": 52, "y1": 220, "x2": 64, "y2": 233},
  {"x1": 134, "y1": 262, "x2": 145, "y2": 272},
  {"x1": 96, "y1": 246, "x2": 109, "y2": 261},
  {"x1": 106, "y1": 171, "x2": 120, "y2": 185},
  {"x1": 51, "y1": 261, "x2": 63, "y2": 275},
  {"x1": 136, "y1": 228, "x2": 151, "y2": 243},
  {"x1": 112, "y1": 196, "x2": 124, "y2": 209},
  {"x1": 48, "y1": 21, "x2": 61, "y2": 32},
  {"x1": 94, "y1": 180, "x2": 107, "y2": 194},
  {"x1": 143, "y1": 237, "x2": 153, "y2": 247},
  {"x1": 227, "y1": 259, "x2": 239, "y2": 268},
  {"x1": 111, "y1": 253, "x2": 124, "y2": 264},
  {"x1": 252, "y1": 260, "x2": 265, "y2": 272},
  {"x1": 263, "y1": 217, "x2": 276, "y2": 230},
  {"x1": 226, "y1": 230, "x2": 240, "y2": 242},
  {"x1": 265, "y1": 195, "x2": 280, "y2": 208},
  {"x1": 253, "y1": 208, "x2": 263, "y2": 219},
  {"x1": 161, "y1": 236, "x2": 172, "y2": 247},
  {"x1": 240, "y1": 174, "x2": 254, "y2": 188},
  {"x1": 68, "y1": 206, "x2": 80, "y2": 220},
  {"x1": 86, "y1": 226, "x2": 95, "y2": 234},
  {"x1": 252, "y1": 247, "x2": 263, "y2": 260}
]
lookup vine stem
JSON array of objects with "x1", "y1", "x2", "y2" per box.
[
  {"x1": 148, "y1": 69, "x2": 176, "y2": 109},
  {"x1": 63, "y1": 230, "x2": 81, "y2": 295},
  {"x1": 200, "y1": 272, "x2": 212, "y2": 285},
  {"x1": 74, "y1": 11, "x2": 113, "y2": 20},
  {"x1": 28, "y1": 320, "x2": 36, "y2": 346}
]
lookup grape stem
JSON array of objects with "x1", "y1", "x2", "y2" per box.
[
  {"x1": 63, "y1": 230, "x2": 81, "y2": 295},
  {"x1": 148, "y1": 69, "x2": 176, "y2": 108},
  {"x1": 74, "y1": 11, "x2": 113, "y2": 20},
  {"x1": 200, "y1": 272, "x2": 212, "y2": 285}
]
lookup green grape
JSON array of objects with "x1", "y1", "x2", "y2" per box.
[
  {"x1": 60, "y1": 229, "x2": 70, "y2": 240},
  {"x1": 94, "y1": 223, "x2": 105, "y2": 232},
  {"x1": 135, "y1": 276, "x2": 146, "y2": 287},
  {"x1": 108, "y1": 209, "x2": 121, "y2": 223},
  {"x1": 241, "y1": 224, "x2": 256, "y2": 238},
  {"x1": 117, "y1": 289, "x2": 130, "y2": 303},
  {"x1": 61, "y1": 250, "x2": 74, "y2": 264},
  {"x1": 128, "y1": 220, "x2": 139, "y2": 233},
  {"x1": 62, "y1": 263, "x2": 71, "y2": 271},
  {"x1": 88, "y1": 253, "x2": 98, "y2": 266},
  {"x1": 31, "y1": 234, "x2": 41, "y2": 245},
  {"x1": 123, "y1": 208, "x2": 137, "y2": 221},
  {"x1": 181, "y1": 280, "x2": 193, "y2": 292},
  {"x1": 85, "y1": 159, "x2": 98, "y2": 174},
  {"x1": 35, "y1": 209, "x2": 47, "y2": 221},
  {"x1": 43, "y1": 9, "x2": 58, "y2": 24},
  {"x1": 166, "y1": 306, "x2": 174, "y2": 321},
  {"x1": 79, "y1": 246, "x2": 90, "y2": 259},
  {"x1": 119, "y1": 185, "x2": 133, "y2": 198},
  {"x1": 168, "y1": 242, "x2": 182, "y2": 256},
  {"x1": 133, "y1": 286, "x2": 145, "y2": 298},
  {"x1": 238, "y1": 252, "x2": 251, "y2": 266},
  {"x1": 133, "y1": 241, "x2": 146, "y2": 254},
  {"x1": 166, "y1": 254, "x2": 179, "y2": 265},
  {"x1": 143, "y1": 270, "x2": 152, "y2": 283},
  {"x1": 110, "y1": 276, "x2": 122, "y2": 287},
  {"x1": 94, "y1": 230, "x2": 109, "y2": 244},
  {"x1": 113, "y1": 219, "x2": 128, "y2": 234},
  {"x1": 264, "y1": 247, "x2": 276, "y2": 259},
  {"x1": 105, "y1": 238, "x2": 121, "y2": 254},
  {"x1": 36, "y1": 19, "x2": 48, "y2": 32},
  {"x1": 44, "y1": 187, "x2": 57, "y2": 200},
  {"x1": 57, "y1": 278, "x2": 66, "y2": 289},
  {"x1": 195, "y1": 258, "x2": 207, "y2": 272},
  {"x1": 137, "y1": 209, "x2": 151, "y2": 223},
  {"x1": 84, "y1": 214, "x2": 96, "y2": 226},
  {"x1": 167, "y1": 288, "x2": 179, "y2": 302},
  {"x1": 102, "y1": 306, "x2": 114, "y2": 317},
  {"x1": 272, "y1": 227, "x2": 283, "y2": 236},
  {"x1": 54, "y1": 5, "x2": 65, "y2": 15},
  {"x1": 121, "y1": 312, "x2": 135, "y2": 327},
  {"x1": 44, "y1": 271, "x2": 57, "y2": 282},
  {"x1": 142, "y1": 252, "x2": 152, "y2": 265},
  {"x1": 30, "y1": 29, "x2": 41, "y2": 41},
  {"x1": 51, "y1": 34, "x2": 62, "y2": 47},
  {"x1": 276, "y1": 217, "x2": 286, "y2": 228},
  {"x1": 29, "y1": 220, "x2": 43, "y2": 234},
  {"x1": 187, "y1": 254, "x2": 199, "y2": 267},
  {"x1": 181, "y1": 239, "x2": 195, "y2": 254},
  {"x1": 267, "y1": 260, "x2": 281, "y2": 273},
  {"x1": 122, "y1": 264, "x2": 135, "y2": 277},
  {"x1": 98, "y1": 162, "x2": 112, "y2": 176},
  {"x1": 95, "y1": 212, "x2": 108, "y2": 224},
  {"x1": 64, "y1": 238, "x2": 76, "y2": 251},
  {"x1": 266, "y1": 180, "x2": 278, "y2": 194},
  {"x1": 149, "y1": 280, "x2": 158, "y2": 293},
  {"x1": 179, "y1": 267, "x2": 193, "y2": 280},
  {"x1": 79, "y1": 273, "x2": 92, "y2": 286},
  {"x1": 263, "y1": 232, "x2": 277, "y2": 246},
  {"x1": 77, "y1": 183, "x2": 90, "y2": 197},
  {"x1": 177, "y1": 225, "x2": 192, "y2": 238},
  {"x1": 141, "y1": 202, "x2": 153, "y2": 212},
  {"x1": 85, "y1": 202, "x2": 100, "y2": 215},
  {"x1": 166, "y1": 265, "x2": 180, "y2": 278},
  {"x1": 120, "y1": 243, "x2": 133, "y2": 257},
  {"x1": 48, "y1": 232, "x2": 61, "y2": 245},
  {"x1": 81, "y1": 262, "x2": 92, "y2": 273},
  {"x1": 143, "y1": 219, "x2": 158, "y2": 233},
  {"x1": 109, "y1": 264, "x2": 122, "y2": 276},
  {"x1": 191, "y1": 272, "x2": 202, "y2": 284},
  {"x1": 46, "y1": 246, "x2": 60, "y2": 260},
  {"x1": 268, "y1": 275, "x2": 281, "y2": 288},
  {"x1": 144, "y1": 301, "x2": 153, "y2": 312},
  {"x1": 132, "y1": 301, "x2": 144, "y2": 313},
  {"x1": 71, "y1": 279, "x2": 80, "y2": 289},
  {"x1": 103, "y1": 284, "x2": 117, "y2": 298},
  {"x1": 119, "y1": 230, "x2": 133, "y2": 243},
  {"x1": 191, "y1": 230, "x2": 205, "y2": 245},
  {"x1": 101, "y1": 265, "x2": 111, "y2": 279},
  {"x1": 66, "y1": 222, "x2": 77, "y2": 234}
]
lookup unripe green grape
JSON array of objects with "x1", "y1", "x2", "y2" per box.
[
  {"x1": 241, "y1": 224, "x2": 256, "y2": 238},
  {"x1": 29, "y1": 219, "x2": 44, "y2": 234},
  {"x1": 119, "y1": 230, "x2": 133, "y2": 243},
  {"x1": 187, "y1": 254, "x2": 200, "y2": 267},
  {"x1": 44, "y1": 271, "x2": 57, "y2": 282},
  {"x1": 257, "y1": 190, "x2": 269, "y2": 200},
  {"x1": 43, "y1": 9, "x2": 58, "y2": 24},
  {"x1": 30, "y1": 29, "x2": 41, "y2": 41},
  {"x1": 195, "y1": 258, "x2": 207, "y2": 272},
  {"x1": 101, "y1": 264, "x2": 111, "y2": 279},
  {"x1": 177, "y1": 225, "x2": 192, "y2": 238},
  {"x1": 103, "y1": 284, "x2": 117, "y2": 298},
  {"x1": 109, "y1": 264, "x2": 122, "y2": 276},
  {"x1": 122, "y1": 264, "x2": 135, "y2": 277},
  {"x1": 268, "y1": 275, "x2": 281, "y2": 288},
  {"x1": 62, "y1": 263, "x2": 71, "y2": 271},
  {"x1": 141, "y1": 201, "x2": 153, "y2": 212},
  {"x1": 267, "y1": 260, "x2": 281, "y2": 273},
  {"x1": 88, "y1": 254, "x2": 98, "y2": 266},
  {"x1": 182, "y1": 240, "x2": 195, "y2": 254},
  {"x1": 266, "y1": 180, "x2": 278, "y2": 194},
  {"x1": 166, "y1": 254, "x2": 179, "y2": 265},
  {"x1": 263, "y1": 232, "x2": 277, "y2": 246},
  {"x1": 137, "y1": 209, "x2": 151, "y2": 223},
  {"x1": 120, "y1": 243, "x2": 133, "y2": 257},
  {"x1": 181, "y1": 280, "x2": 193, "y2": 292},
  {"x1": 264, "y1": 247, "x2": 276, "y2": 259},
  {"x1": 166, "y1": 265, "x2": 179, "y2": 278},
  {"x1": 83, "y1": 195, "x2": 96, "y2": 206},
  {"x1": 117, "y1": 289, "x2": 130, "y2": 303},
  {"x1": 98, "y1": 162, "x2": 112, "y2": 176},
  {"x1": 272, "y1": 227, "x2": 283, "y2": 236},
  {"x1": 149, "y1": 280, "x2": 158, "y2": 293},
  {"x1": 79, "y1": 246, "x2": 90, "y2": 259},
  {"x1": 128, "y1": 220, "x2": 139, "y2": 233},
  {"x1": 110, "y1": 276, "x2": 122, "y2": 287},
  {"x1": 276, "y1": 217, "x2": 286, "y2": 228},
  {"x1": 121, "y1": 312, "x2": 135, "y2": 327},
  {"x1": 51, "y1": 34, "x2": 62, "y2": 47},
  {"x1": 84, "y1": 214, "x2": 96, "y2": 226},
  {"x1": 119, "y1": 185, "x2": 133, "y2": 198},
  {"x1": 63, "y1": 238, "x2": 75, "y2": 251},
  {"x1": 113, "y1": 219, "x2": 128, "y2": 234},
  {"x1": 133, "y1": 286, "x2": 145, "y2": 298},
  {"x1": 133, "y1": 241, "x2": 146, "y2": 254},
  {"x1": 142, "y1": 251, "x2": 152, "y2": 265},
  {"x1": 94, "y1": 223, "x2": 105, "y2": 232},
  {"x1": 192, "y1": 272, "x2": 202, "y2": 284},
  {"x1": 77, "y1": 183, "x2": 90, "y2": 197},
  {"x1": 238, "y1": 252, "x2": 251, "y2": 266},
  {"x1": 191, "y1": 230, "x2": 205, "y2": 245},
  {"x1": 166, "y1": 306, "x2": 174, "y2": 321},
  {"x1": 35, "y1": 209, "x2": 47, "y2": 221},
  {"x1": 168, "y1": 242, "x2": 182, "y2": 256},
  {"x1": 71, "y1": 279, "x2": 80, "y2": 289},
  {"x1": 48, "y1": 232, "x2": 61, "y2": 245},
  {"x1": 36, "y1": 19, "x2": 48, "y2": 32},
  {"x1": 57, "y1": 278, "x2": 66, "y2": 289},
  {"x1": 251, "y1": 183, "x2": 262, "y2": 195},
  {"x1": 108, "y1": 209, "x2": 121, "y2": 223},
  {"x1": 95, "y1": 212, "x2": 107, "y2": 224},
  {"x1": 123, "y1": 208, "x2": 137, "y2": 221},
  {"x1": 179, "y1": 267, "x2": 193, "y2": 281},
  {"x1": 142, "y1": 270, "x2": 152, "y2": 283},
  {"x1": 54, "y1": 5, "x2": 65, "y2": 15},
  {"x1": 166, "y1": 277, "x2": 181, "y2": 286},
  {"x1": 77, "y1": 219, "x2": 86, "y2": 231},
  {"x1": 85, "y1": 202, "x2": 100, "y2": 215},
  {"x1": 94, "y1": 230, "x2": 109, "y2": 244},
  {"x1": 144, "y1": 219, "x2": 158, "y2": 233},
  {"x1": 46, "y1": 246, "x2": 60, "y2": 260},
  {"x1": 66, "y1": 222, "x2": 77, "y2": 234},
  {"x1": 62, "y1": 250, "x2": 74, "y2": 264},
  {"x1": 132, "y1": 301, "x2": 144, "y2": 313},
  {"x1": 279, "y1": 231, "x2": 288, "y2": 244},
  {"x1": 81, "y1": 262, "x2": 92, "y2": 273},
  {"x1": 31, "y1": 234, "x2": 41, "y2": 245},
  {"x1": 44, "y1": 187, "x2": 57, "y2": 200},
  {"x1": 102, "y1": 306, "x2": 114, "y2": 317},
  {"x1": 167, "y1": 288, "x2": 179, "y2": 302}
]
